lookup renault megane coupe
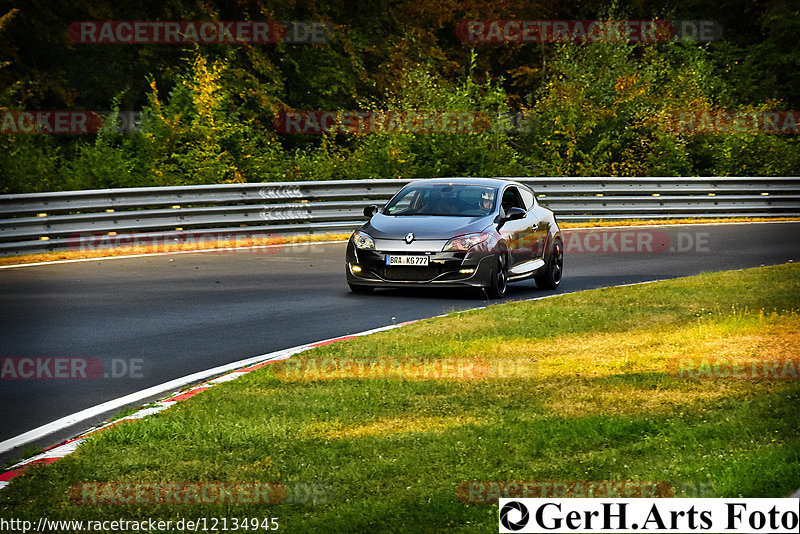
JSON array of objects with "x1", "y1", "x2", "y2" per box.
[{"x1": 345, "y1": 178, "x2": 563, "y2": 298}]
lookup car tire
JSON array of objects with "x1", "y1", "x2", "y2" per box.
[
  {"x1": 486, "y1": 252, "x2": 508, "y2": 299},
  {"x1": 535, "y1": 237, "x2": 563, "y2": 290},
  {"x1": 348, "y1": 284, "x2": 374, "y2": 294}
]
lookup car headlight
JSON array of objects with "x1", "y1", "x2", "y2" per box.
[
  {"x1": 352, "y1": 231, "x2": 375, "y2": 250},
  {"x1": 442, "y1": 232, "x2": 490, "y2": 252}
]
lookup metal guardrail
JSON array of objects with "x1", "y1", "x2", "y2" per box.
[{"x1": 1, "y1": 177, "x2": 798, "y2": 256}]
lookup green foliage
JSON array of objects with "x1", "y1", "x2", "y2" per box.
[
  {"x1": 339, "y1": 51, "x2": 526, "y2": 180},
  {"x1": 517, "y1": 40, "x2": 800, "y2": 176},
  {"x1": 48, "y1": 54, "x2": 290, "y2": 190},
  {"x1": 1, "y1": 1, "x2": 799, "y2": 192},
  {"x1": 0, "y1": 133, "x2": 67, "y2": 193}
]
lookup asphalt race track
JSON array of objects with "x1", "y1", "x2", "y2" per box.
[{"x1": 1, "y1": 222, "x2": 798, "y2": 463}]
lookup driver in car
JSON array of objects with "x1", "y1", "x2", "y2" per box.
[{"x1": 478, "y1": 191, "x2": 495, "y2": 214}]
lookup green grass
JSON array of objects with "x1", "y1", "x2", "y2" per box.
[{"x1": 2, "y1": 265, "x2": 799, "y2": 533}]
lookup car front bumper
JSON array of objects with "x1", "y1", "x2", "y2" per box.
[{"x1": 345, "y1": 245, "x2": 496, "y2": 289}]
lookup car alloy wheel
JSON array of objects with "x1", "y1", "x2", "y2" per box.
[
  {"x1": 535, "y1": 238, "x2": 562, "y2": 289},
  {"x1": 551, "y1": 239, "x2": 563, "y2": 285},
  {"x1": 487, "y1": 252, "x2": 508, "y2": 299}
]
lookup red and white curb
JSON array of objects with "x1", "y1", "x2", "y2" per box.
[{"x1": 0, "y1": 321, "x2": 417, "y2": 491}]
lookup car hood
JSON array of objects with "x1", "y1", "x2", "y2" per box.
[{"x1": 363, "y1": 214, "x2": 493, "y2": 240}]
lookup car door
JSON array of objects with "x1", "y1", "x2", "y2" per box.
[
  {"x1": 516, "y1": 185, "x2": 547, "y2": 260},
  {"x1": 498, "y1": 185, "x2": 535, "y2": 270}
]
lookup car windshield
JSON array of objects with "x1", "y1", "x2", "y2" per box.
[{"x1": 383, "y1": 184, "x2": 498, "y2": 217}]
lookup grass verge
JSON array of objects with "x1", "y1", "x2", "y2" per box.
[{"x1": 1, "y1": 265, "x2": 799, "y2": 533}]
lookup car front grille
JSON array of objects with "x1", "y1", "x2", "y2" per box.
[{"x1": 382, "y1": 266, "x2": 439, "y2": 281}]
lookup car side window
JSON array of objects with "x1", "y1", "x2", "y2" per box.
[
  {"x1": 518, "y1": 187, "x2": 535, "y2": 210},
  {"x1": 501, "y1": 187, "x2": 525, "y2": 212}
]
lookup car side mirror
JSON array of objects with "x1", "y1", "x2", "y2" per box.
[
  {"x1": 504, "y1": 207, "x2": 526, "y2": 221},
  {"x1": 363, "y1": 205, "x2": 379, "y2": 218}
]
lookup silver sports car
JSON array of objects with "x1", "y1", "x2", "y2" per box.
[{"x1": 345, "y1": 178, "x2": 563, "y2": 298}]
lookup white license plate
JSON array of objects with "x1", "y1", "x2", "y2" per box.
[{"x1": 386, "y1": 255, "x2": 429, "y2": 266}]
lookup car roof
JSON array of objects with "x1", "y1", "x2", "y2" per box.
[{"x1": 406, "y1": 177, "x2": 528, "y2": 189}]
